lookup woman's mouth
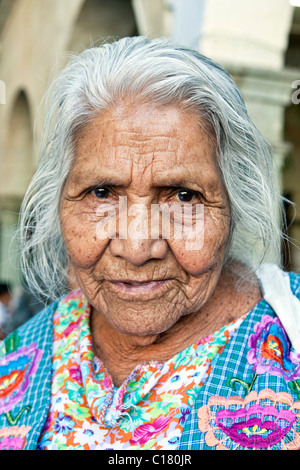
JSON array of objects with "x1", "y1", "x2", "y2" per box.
[{"x1": 107, "y1": 279, "x2": 172, "y2": 299}]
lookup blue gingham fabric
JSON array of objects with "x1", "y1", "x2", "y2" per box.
[
  {"x1": 0, "y1": 301, "x2": 56, "y2": 449},
  {"x1": 178, "y1": 271, "x2": 300, "y2": 450}
]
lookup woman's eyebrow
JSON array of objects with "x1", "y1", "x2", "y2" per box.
[
  {"x1": 71, "y1": 173, "x2": 206, "y2": 192},
  {"x1": 92, "y1": 178, "x2": 126, "y2": 187},
  {"x1": 155, "y1": 178, "x2": 191, "y2": 187},
  {"x1": 72, "y1": 176, "x2": 129, "y2": 188},
  {"x1": 99, "y1": 177, "x2": 200, "y2": 190},
  {"x1": 152, "y1": 177, "x2": 202, "y2": 189}
]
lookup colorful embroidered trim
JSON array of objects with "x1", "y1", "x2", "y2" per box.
[
  {"x1": 0, "y1": 343, "x2": 42, "y2": 414},
  {"x1": 247, "y1": 315, "x2": 300, "y2": 381},
  {"x1": 0, "y1": 425, "x2": 31, "y2": 450},
  {"x1": 197, "y1": 389, "x2": 300, "y2": 450}
]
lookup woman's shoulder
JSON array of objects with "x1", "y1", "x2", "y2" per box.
[
  {"x1": 1, "y1": 288, "x2": 87, "y2": 355},
  {"x1": 0, "y1": 299, "x2": 59, "y2": 449},
  {"x1": 256, "y1": 264, "x2": 300, "y2": 293},
  {"x1": 0, "y1": 299, "x2": 57, "y2": 357},
  {"x1": 288, "y1": 269, "x2": 300, "y2": 296}
]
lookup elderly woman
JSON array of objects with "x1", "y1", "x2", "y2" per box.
[{"x1": 0, "y1": 36, "x2": 300, "y2": 451}]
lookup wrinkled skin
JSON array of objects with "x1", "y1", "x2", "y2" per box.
[{"x1": 60, "y1": 101, "x2": 261, "y2": 386}]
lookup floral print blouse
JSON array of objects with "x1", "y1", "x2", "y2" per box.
[{"x1": 37, "y1": 289, "x2": 245, "y2": 450}]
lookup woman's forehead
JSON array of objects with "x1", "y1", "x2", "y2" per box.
[{"x1": 71, "y1": 102, "x2": 219, "y2": 183}]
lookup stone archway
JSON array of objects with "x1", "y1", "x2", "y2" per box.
[
  {"x1": 67, "y1": 0, "x2": 137, "y2": 54},
  {"x1": 2, "y1": 90, "x2": 34, "y2": 198},
  {"x1": 0, "y1": 90, "x2": 33, "y2": 286}
]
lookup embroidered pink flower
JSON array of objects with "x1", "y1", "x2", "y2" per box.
[
  {"x1": 197, "y1": 389, "x2": 300, "y2": 450},
  {"x1": 130, "y1": 415, "x2": 173, "y2": 445},
  {"x1": 0, "y1": 344, "x2": 42, "y2": 413},
  {"x1": 247, "y1": 315, "x2": 300, "y2": 380},
  {"x1": 0, "y1": 425, "x2": 31, "y2": 450}
]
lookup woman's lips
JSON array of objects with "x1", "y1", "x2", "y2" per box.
[{"x1": 107, "y1": 279, "x2": 172, "y2": 299}]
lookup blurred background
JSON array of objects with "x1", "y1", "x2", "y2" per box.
[{"x1": 0, "y1": 0, "x2": 299, "y2": 334}]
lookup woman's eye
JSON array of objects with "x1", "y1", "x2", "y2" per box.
[
  {"x1": 176, "y1": 189, "x2": 196, "y2": 203},
  {"x1": 92, "y1": 187, "x2": 111, "y2": 198}
]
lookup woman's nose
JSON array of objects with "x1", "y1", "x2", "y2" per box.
[
  {"x1": 109, "y1": 236, "x2": 168, "y2": 266},
  {"x1": 108, "y1": 203, "x2": 169, "y2": 265}
]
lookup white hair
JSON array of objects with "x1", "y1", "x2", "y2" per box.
[{"x1": 19, "y1": 36, "x2": 286, "y2": 302}]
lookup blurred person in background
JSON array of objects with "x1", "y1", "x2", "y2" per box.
[
  {"x1": 0, "y1": 283, "x2": 12, "y2": 339},
  {"x1": 3, "y1": 287, "x2": 44, "y2": 337}
]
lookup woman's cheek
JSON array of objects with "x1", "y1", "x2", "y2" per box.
[
  {"x1": 62, "y1": 214, "x2": 108, "y2": 268},
  {"x1": 168, "y1": 217, "x2": 229, "y2": 275},
  {"x1": 168, "y1": 238, "x2": 210, "y2": 275}
]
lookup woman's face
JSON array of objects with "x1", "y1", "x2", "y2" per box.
[{"x1": 60, "y1": 101, "x2": 231, "y2": 337}]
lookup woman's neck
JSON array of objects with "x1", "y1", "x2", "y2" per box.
[{"x1": 90, "y1": 265, "x2": 262, "y2": 387}]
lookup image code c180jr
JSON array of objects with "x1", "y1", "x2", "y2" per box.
[
  {"x1": 107, "y1": 453, "x2": 193, "y2": 467},
  {"x1": 152, "y1": 454, "x2": 192, "y2": 465}
]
